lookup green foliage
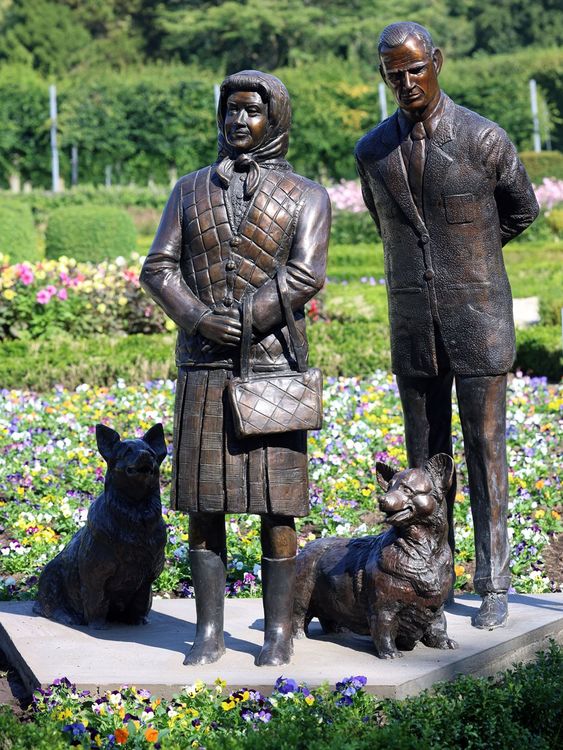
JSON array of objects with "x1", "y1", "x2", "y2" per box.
[
  {"x1": 0, "y1": 706, "x2": 68, "y2": 750},
  {"x1": 0, "y1": 333, "x2": 176, "y2": 390},
  {"x1": 515, "y1": 326, "x2": 562, "y2": 381},
  {"x1": 0, "y1": 202, "x2": 38, "y2": 262},
  {"x1": 1, "y1": 184, "x2": 168, "y2": 226},
  {"x1": 45, "y1": 205, "x2": 136, "y2": 262},
  {"x1": 546, "y1": 208, "x2": 563, "y2": 236},
  {"x1": 330, "y1": 210, "x2": 379, "y2": 246},
  {"x1": 521, "y1": 151, "x2": 563, "y2": 183}
]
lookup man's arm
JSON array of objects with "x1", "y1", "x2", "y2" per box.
[
  {"x1": 251, "y1": 185, "x2": 330, "y2": 333},
  {"x1": 483, "y1": 128, "x2": 539, "y2": 246},
  {"x1": 355, "y1": 153, "x2": 381, "y2": 235}
]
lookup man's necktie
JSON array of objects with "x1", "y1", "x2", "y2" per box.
[{"x1": 408, "y1": 121, "x2": 426, "y2": 215}]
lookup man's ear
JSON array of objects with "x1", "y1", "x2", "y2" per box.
[
  {"x1": 432, "y1": 48, "x2": 443, "y2": 76},
  {"x1": 379, "y1": 62, "x2": 388, "y2": 84}
]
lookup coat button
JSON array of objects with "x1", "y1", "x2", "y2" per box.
[
  {"x1": 225, "y1": 260, "x2": 237, "y2": 271},
  {"x1": 230, "y1": 236, "x2": 241, "y2": 247},
  {"x1": 421, "y1": 233, "x2": 430, "y2": 244},
  {"x1": 223, "y1": 296, "x2": 233, "y2": 307},
  {"x1": 423, "y1": 269, "x2": 434, "y2": 281}
]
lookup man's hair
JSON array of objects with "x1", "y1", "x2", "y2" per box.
[{"x1": 378, "y1": 22, "x2": 434, "y2": 57}]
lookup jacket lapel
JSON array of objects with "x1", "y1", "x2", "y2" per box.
[
  {"x1": 423, "y1": 95, "x2": 455, "y2": 198},
  {"x1": 376, "y1": 113, "x2": 427, "y2": 235}
]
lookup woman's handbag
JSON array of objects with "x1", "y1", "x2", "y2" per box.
[{"x1": 228, "y1": 267, "x2": 323, "y2": 439}]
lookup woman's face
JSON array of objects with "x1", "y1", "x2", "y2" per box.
[{"x1": 224, "y1": 90, "x2": 268, "y2": 152}]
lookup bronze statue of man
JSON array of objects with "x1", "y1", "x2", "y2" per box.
[
  {"x1": 141, "y1": 70, "x2": 330, "y2": 665},
  {"x1": 355, "y1": 22, "x2": 539, "y2": 629}
]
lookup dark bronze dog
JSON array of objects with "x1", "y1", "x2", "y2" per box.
[
  {"x1": 292, "y1": 454, "x2": 458, "y2": 658},
  {"x1": 34, "y1": 424, "x2": 167, "y2": 629}
]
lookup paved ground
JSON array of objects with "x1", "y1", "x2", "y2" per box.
[{"x1": 1, "y1": 593, "x2": 562, "y2": 701}]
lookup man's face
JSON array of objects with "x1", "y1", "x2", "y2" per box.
[
  {"x1": 224, "y1": 91, "x2": 268, "y2": 152},
  {"x1": 379, "y1": 35, "x2": 443, "y2": 118}
]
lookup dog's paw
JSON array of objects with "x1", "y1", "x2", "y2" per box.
[
  {"x1": 292, "y1": 627, "x2": 307, "y2": 640},
  {"x1": 88, "y1": 618, "x2": 110, "y2": 631},
  {"x1": 376, "y1": 649, "x2": 403, "y2": 659}
]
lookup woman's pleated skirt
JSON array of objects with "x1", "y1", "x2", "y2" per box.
[{"x1": 171, "y1": 367, "x2": 309, "y2": 517}]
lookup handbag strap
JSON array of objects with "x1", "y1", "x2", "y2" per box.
[
  {"x1": 277, "y1": 266, "x2": 308, "y2": 373},
  {"x1": 238, "y1": 266, "x2": 308, "y2": 381}
]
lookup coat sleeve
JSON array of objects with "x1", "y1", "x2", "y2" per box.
[
  {"x1": 139, "y1": 179, "x2": 210, "y2": 334},
  {"x1": 483, "y1": 128, "x2": 540, "y2": 246},
  {"x1": 355, "y1": 154, "x2": 381, "y2": 235},
  {"x1": 251, "y1": 185, "x2": 331, "y2": 333}
]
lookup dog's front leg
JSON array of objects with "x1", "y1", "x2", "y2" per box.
[
  {"x1": 368, "y1": 603, "x2": 402, "y2": 659},
  {"x1": 81, "y1": 582, "x2": 110, "y2": 629},
  {"x1": 422, "y1": 608, "x2": 458, "y2": 650},
  {"x1": 126, "y1": 581, "x2": 153, "y2": 625}
]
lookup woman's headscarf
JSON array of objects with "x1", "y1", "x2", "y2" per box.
[{"x1": 215, "y1": 70, "x2": 292, "y2": 197}]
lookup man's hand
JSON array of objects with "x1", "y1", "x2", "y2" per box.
[{"x1": 198, "y1": 309, "x2": 242, "y2": 348}]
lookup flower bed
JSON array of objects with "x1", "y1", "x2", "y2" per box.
[
  {"x1": 1, "y1": 643, "x2": 561, "y2": 749},
  {"x1": 0, "y1": 374, "x2": 561, "y2": 602},
  {"x1": 0, "y1": 254, "x2": 169, "y2": 340}
]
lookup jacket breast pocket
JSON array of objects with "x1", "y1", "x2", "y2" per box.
[{"x1": 444, "y1": 193, "x2": 476, "y2": 224}]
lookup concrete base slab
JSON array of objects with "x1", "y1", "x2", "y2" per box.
[{"x1": 1, "y1": 594, "x2": 562, "y2": 700}]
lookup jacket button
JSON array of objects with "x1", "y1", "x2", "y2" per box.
[
  {"x1": 230, "y1": 236, "x2": 241, "y2": 247},
  {"x1": 223, "y1": 296, "x2": 233, "y2": 307},
  {"x1": 421, "y1": 233, "x2": 430, "y2": 244},
  {"x1": 423, "y1": 269, "x2": 434, "y2": 281},
  {"x1": 225, "y1": 260, "x2": 237, "y2": 271}
]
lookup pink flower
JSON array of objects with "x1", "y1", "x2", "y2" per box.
[
  {"x1": 15, "y1": 265, "x2": 34, "y2": 285},
  {"x1": 45, "y1": 285, "x2": 57, "y2": 296},
  {"x1": 36, "y1": 289, "x2": 51, "y2": 304},
  {"x1": 57, "y1": 288, "x2": 68, "y2": 301},
  {"x1": 60, "y1": 272, "x2": 71, "y2": 286}
]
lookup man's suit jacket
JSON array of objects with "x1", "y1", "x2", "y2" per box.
[{"x1": 355, "y1": 94, "x2": 539, "y2": 378}]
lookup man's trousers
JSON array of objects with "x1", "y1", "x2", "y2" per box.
[{"x1": 396, "y1": 372, "x2": 511, "y2": 595}]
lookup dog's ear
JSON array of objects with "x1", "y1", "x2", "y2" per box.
[
  {"x1": 376, "y1": 462, "x2": 396, "y2": 492},
  {"x1": 424, "y1": 454, "x2": 455, "y2": 495},
  {"x1": 143, "y1": 423, "x2": 167, "y2": 466},
  {"x1": 96, "y1": 424, "x2": 120, "y2": 463}
]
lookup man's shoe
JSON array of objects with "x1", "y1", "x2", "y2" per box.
[{"x1": 472, "y1": 592, "x2": 508, "y2": 629}]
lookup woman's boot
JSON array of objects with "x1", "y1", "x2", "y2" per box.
[
  {"x1": 255, "y1": 556, "x2": 296, "y2": 666},
  {"x1": 184, "y1": 549, "x2": 226, "y2": 665}
]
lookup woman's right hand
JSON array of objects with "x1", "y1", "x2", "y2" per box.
[{"x1": 198, "y1": 309, "x2": 242, "y2": 347}]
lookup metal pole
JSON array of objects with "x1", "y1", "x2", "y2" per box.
[
  {"x1": 214, "y1": 84, "x2": 220, "y2": 116},
  {"x1": 529, "y1": 79, "x2": 541, "y2": 153},
  {"x1": 105, "y1": 165, "x2": 112, "y2": 187},
  {"x1": 49, "y1": 84, "x2": 60, "y2": 192},
  {"x1": 71, "y1": 145, "x2": 78, "y2": 187},
  {"x1": 378, "y1": 82, "x2": 388, "y2": 122}
]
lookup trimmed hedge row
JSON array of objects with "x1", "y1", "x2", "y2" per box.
[
  {"x1": 0, "y1": 321, "x2": 559, "y2": 392},
  {"x1": 45, "y1": 205, "x2": 137, "y2": 263},
  {"x1": 0, "y1": 203, "x2": 39, "y2": 262}
]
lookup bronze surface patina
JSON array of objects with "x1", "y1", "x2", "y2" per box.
[
  {"x1": 141, "y1": 70, "x2": 330, "y2": 666},
  {"x1": 355, "y1": 22, "x2": 539, "y2": 629},
  {"x1": 34, "y1": 424, "x2": 168, "y2": 629},
  {"x1": 293, "y1": 455, "x2": 457, "y2": 658}
]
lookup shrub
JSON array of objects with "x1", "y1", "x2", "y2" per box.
[
  {"x1": 515, "y1": 325, "x2": 562, "y2": 381},
  {"x1": 521, "y1": 151, "x2": 563, "y2": 183},
  {"x1": 0, "y1": 203, "x2": 39, "y2": 263},
  {"x1": 45, "y1": 205, "x2": 137, "y2": 263},
  {"x1": 546, "y1": 208, "x2": 563, "y2": 236},
  {"x1": 331, "y1": 210, "x2": 378, "y2": 245}
]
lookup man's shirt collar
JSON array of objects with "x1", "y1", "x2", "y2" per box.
[{"x1": 398, "y1": 92, "x2": 446, "y2": 140}]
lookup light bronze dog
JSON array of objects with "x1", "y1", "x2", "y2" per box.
[{"x1": 292, "y1": 454, "x2": 458, "y2": 658}]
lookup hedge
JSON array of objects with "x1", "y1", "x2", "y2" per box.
[
  {"x1": 0, "y1": 203, "x2": 39, "y2": 263},
  {"x1": 45, "y1": 205, "x2": 137, "y2": 262},
  {"x1": 0, "y1": 319, "x2": 559, "y2": 391},
  {"x1": 521, "y1": 151, "x2": 563, "y2": 183}
]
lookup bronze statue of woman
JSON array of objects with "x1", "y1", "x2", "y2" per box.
[{"x1": 141, "y1": 70, "x2": 330, "y2": 666}]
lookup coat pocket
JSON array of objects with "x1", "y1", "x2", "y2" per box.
[{"x1": 444, "y1": 193, "x2": 476, "y2": 224}]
